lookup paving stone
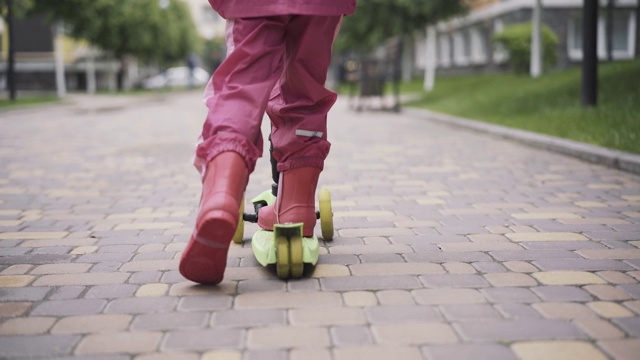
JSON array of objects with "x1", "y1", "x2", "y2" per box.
[
  {"x1": 533, "y1": 302, "x2": 597, "y2": 319},
  {"x1": 533, "y1": 259, "x2": 633, "y2": 271},
  {"x1": 510, "y1": 341, "x2": 607, "y2": 360},
  {"x1": 333, "y1": 346, "x2": 423, "y2": 360},
  {"x1": 129, "y1": 271, "x2": 163, "y2": 284},
  {"x1": 481, "y1": 287, "x2": 540, "y2": 303},
  {"x1": 442, "y1": 262, "x2": 477, "y2": 274},
  {"x1": 598, "y1": 338, "x2": 640, "y2": 360},
  {"x1": 343, "y1": 291, "x2": 377, "y2": 307},
  {"x1": 404, "y1": 251, "x2": 492, "y2": 263},
  {"x1": 372, "y1": 323, "x2": 458, "y2": 345},
  {"x1": 32, "y1": 273, "x2": 130, "y2": 286},
  {"x1": 48, "y1": 286, "x2": 86, "y2": 300},
  {"x1": 135, "y1": 352, "x2": 199, "y2": 360},
  {"x1": 290, "y1": 307, "x2": 367, "y2": 326},
  {"x1": 595, "y1": 271, "x2": 637, "y2": 284},
  {"x1": 31, "y1": 298, "x2": 107, "y2": 316},
  {"x1": 243, "y1": 349, "x2": 287, "y2": 360},
  {"x1": 0, "y1": 316, "x2": 56, "y2": 335},
  {"x1": 235, "y1": 291, "x2": 342, "y2": 309},
  {"x1": 0, "y1": 275, "x2": 36, "y2": 287},
  {"x1": 0, "y1": 302, "x2": 32, "y2": 317},
  {"x1": 503, "y1": 261, "x2": 539, "y2": 273},
  {"x1": 505, "y1": 232, "x2": 588, "y2": 242},
  {"x1": 0, "y1": 286, "x2": 51, "y2": 301},
  {"x1": 105, "y1": 296, "x2": 177, "y2": 314},
  {"x1": 440, "y1": 304, "x2": 502, "y2": 321},
  {"x1": 76, "y1": 331, "x2": 163, "y2": 355},
  {"x1": 472, "y1": 261, "x2": 508, "y2": 273},
  {"x1": 456, "y1": 319, "x2": 586, "y2": 341},
  {"x1": 495, "y1": 303, "x2": 543, "y2": 319},
  {"x1": 50, "y1": 314, "x2": 132, "y2": 334},
  {"x1": 135, "y1": 283, "x2": 169, "y2": 297},
  {"x1": 247, "y1": 326, "x2": 329, "y2": 348},
  {"x1": 85, "y1": 284, "x2": 138, "y2": 299},
  {"x1": 412, "y1": 288, "x2": 486, "y2": 305},
  {"x1": 330, "y1": 326, "x2": 374, "y2": 346},
  {"x1": 359, "y1": 253, "x2": 406, "y2": 263},
  {"x1": 587, "y1": 301, "x2": 634, "y2": 318},
  {"x1": 574, "y1": 318, "x2": 625, "y2": 339},
  {"x1": 419, "y1": 274, "x2": 489, "y2": 288},
  {"x1": 169, "y1": 281, "x2": 236, "y2": 297},
  {"x1": 422, "y1": 343, "x2": 517, "y2": 360},
  {"x1": 491, "y1": 250, "x2": 580, "y2": 261},
  {"x1": 321, "y1": 275, "x2": 422, "y2": 291},
  {"x1": 0, "y1": 334, "x2": 80, "y2": 358},
  {"x1": 349, "y1": 263, "x2": 443, "y2": 276},
  {"x1": 520, "y1": 241, "x2": 606, "y2": 250},
  {"x1": 532, "y1": 271, "x2": 606, "y2": 285},
  {"x1": 484, "y1": 273, "x2": 537, "y2": 287},
  {"x1": 201, "y1": 350, "x2": 242, "y2": 360},
  {"x1": 531, "y1": 286, "x2": 593, "y2": 302},
  {"x1": 583, "y1": 285, "x2": 631, "y2": 300},
  {"x1": 211, "y1": 309, "x2": 286, "y2": 328},
  {"x1": 365, "y1": 305, "x2": 441, "y2": 323},
  {"x1": 131, "y1": 311, "x2": 208, "y2": 331},
  {"x1": 611, "y1": 316, "x2": 640, "y2": 336},
  {"x1": 0, "y1": 264, "x2": 33, "y2": 275}
]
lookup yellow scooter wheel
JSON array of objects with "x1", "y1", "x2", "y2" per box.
[{"x1": 318, "y1": 188, "x2": 334, "y2": 241}]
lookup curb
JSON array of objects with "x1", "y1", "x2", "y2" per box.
[{"x1": 405, "y1": 107, "x2": 640, "y2": 176}]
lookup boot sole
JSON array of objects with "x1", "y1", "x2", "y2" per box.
[{"x1": 179, "y1": 211, "x2": 236, "y2": 284}]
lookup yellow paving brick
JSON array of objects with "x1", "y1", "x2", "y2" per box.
[
  {"x1": 135, "y1": 283, "x2": 169, "y2": 297},
  {"x1": 0, "y1": 302, "x2": 32, "y2": 318},
  {"x1": 599, "y1": 338, "x2": 640, "y2": 360},
  {"x1": 577, "y1": 249, "x2": 640, "y2": 260},
  {"x1": 0, "y1": 317, "x2": 56, "y2": 335},
  {"x1": 532, "y1": 271, "x2": 606, "y2": 285},
  {"x1": 623, "y1": 300, "x2": 640, "y2": 315},
  {"x1": 584, "y1": 285, "x2": 631, "y2": 301},
  {"x1": 334, "y1": 346, "x2": 423, "y2": 360},
  {"x1": 343, "y1": 291, "x2": 378, "y2": 307},
  {"x1": 0, "y1": 220, "x2": 22, "y2": 226},
  {"x1": 0, "y1": 231, "x2": 68, "y2": 240},
  {"x1": 511, "y1": 341, "x2": 607, "y2": 360},
  {"x1": 372, "y1": 323, "x2": 458, "y2": 345},
  {"x1": 290, "y1": 307, "x2": 367, "y2": 326},
  {"x1": 439, "y1": 242, "x2": 522, "y2": 252},
  {"x1": 533, "y1": 302, "x2": 597, "y2": 319},
  {"x1": 587, "y1": 302, "x2": 634, "y2": 318},
  {"x1": 412, "y1": 288, "x2": 486, "y2": 305},
  {"x1": 0, "y1": 275, "x2": 35, "y2": 287},
  {"x1": 30, "y1": 263, "x2": 92, "y2": 275},
  {"x1": 349, "y1": 263, "x2": 443, "y2": 276},
  {"x1": 442, "y1": 262, "x2": 477, "y2": 274},
  {"x1": 505, "y1": 232, "x2": 588, "y2": 242},
  {"x1": 201, "y1": 350, "x2": 242, "y2": 360},
  {"x1": 575, "y1": 201, "x2": 608, "y2": 208},
  {"x1": 32, "y1": 272, "x2": 130, "y2": 286},
  {"x1": 137, "y1": 244, "x2": 166, "y2": 253},
  {"x1": 75, "y1": 332, "x2": 163, "y2": 355},
  {"x1": 0, "y1": 265, "x2": 33, "y2": 275},
  {"x1": 623, "y1": 211, "x2": 640, "y2": 218},
  {"x1": 247, "y1": 326, "x2": 329, "y2": 348},
  {"x1": 485, "y1": 225, "x2": 512, "y2": 234},
  {"x1": 483, "y1": 273, "x2": 537, "y2": 287},
  {"x1": 560, "y1": 218, "x2": 630, "y2": 225},
  {"x1": 574, "y1": 318, "x2": 625, "y2": 340},
  {"x1": 504, "y1": 261, "x2": 538, "y2": 273},
  {"x1": 467, "y1": 234, "x2": 510, "y2": 242},
  {"x1": 311, "y1": 264, "x2": 351, "y2": 278},
  {"x1": 21, "y1": 238, "x2": 96, "y2": 248},
  {"x1": 235, "y1": 291, "x2": 342, "y2": 309},
  {"x1": 376, "y1": 290, "x2": 415, "y2": 305},
  {"x1": 70, "y1": 245, "x2": 99, "y2": 255},
  {"x1": 51, "y1": 314, "x2": 132, "y2": 334},
  {"x1": 114, "y1": 222, "x2": 183, "y2": 230},
  {"x1": 588, "y1": 183, "x2": 621, "y2": 189}
]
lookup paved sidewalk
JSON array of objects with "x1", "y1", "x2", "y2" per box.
[{"x1": 0, "y1": 92, "x2": 639, "y2": 359}]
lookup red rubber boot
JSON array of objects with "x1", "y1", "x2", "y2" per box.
[
  {"x1": 180, "y1": 151, "x2": 248, "y2": 284},
  {"x1": 258, "y1": 167, "x2": 320, "y2": 237}
]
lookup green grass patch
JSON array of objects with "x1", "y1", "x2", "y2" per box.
[
  {"x1": 0, "y1": 96, "x2": 60, "y2": 109},
  {"x1": 405, "y1": 60, "x2": 640, "y2": 154}
]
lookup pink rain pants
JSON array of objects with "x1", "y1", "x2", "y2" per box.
[{"x1": 195, "y1": 15, "x2": 343, "y2": 176}]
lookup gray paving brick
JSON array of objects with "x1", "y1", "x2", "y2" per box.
[
  {"x1": 519, "y1": 241, "x2": 606, "y2": 250},
  {"x1": 128, "y1": 271, "x2": 163, "y2": 284},
  {"x1": 162, "y1": 329, "x2": 244, "y2": 351},
  {"x1": 0, "y1": 334, "x2": 80, "y2": 358},
  {"x1": 472, "y1": 262, "x2": 507, "y2": 273},
  {"x1": 440, "y1": 304, "x2": 502, "y2": 321},
  {"x1": 84, "y1": 284, "x2": 137, "y2": 299},
  {"x1": 390, "y1": 234, "x2": 468, "y2": 245},
  {"x1": 131, "y1": 311, "x2": 208, "y2": 331},
  {"x1": 317, "y1": 254, "x2": 360, "y2": 265},
  {"x1": 455, "y1": 319, "x2": 587, "y2": 341},
  {"x1": 244, "y1": 350, "x2": 287, "y2": 360},
  {"x1": 331, "y1": 326, "x2": 374, "y2": 346},
  {"x1": 612, "y1": 317, "x2": 640, "y2": 336},
  {"x1": 287, "y1": 278, "x2": 320, "y2": 291},
  {"x1": 48, "y1": 286, "x2": 86, "y2": 300},
  {"x1": 422, "y1": 343, "x2": 517, "y2": 360},
  {"x1": 481, "y1": 288, "x2": 541, "y2": 303},
  {"x1": 531, "y1": 286, "x2": 594, "y2": 302},
  {"x1": 359, "y1": 253, "x2": 407, "y2": 263},
  {"x1": 75, "y1": 253, "x2": 133, "y2": 263},
  {"x1": 490, "y1": 250, "x2": 581, "y2": 261},
  {"x1": 105, "y1": 296, "x2": 177, "y2": 314},
  {"x1": 177, "y1": 295, "x2": 233, "y2": 311},
  {"x1": 365, "y1": 305, "x2": 442, "y2": 323},
  {"x1": 211, "y1": 309, "x2": 286, "y2": 328},
  {"x1": 31, "y1": 299, "x2": 107, "y2": 316},
  {"x1": 0, "y1": 254, "x2": 74, "y2": 265},
  {"x1": 584, "y1": 231, "x2": 640, "y2": 241},
  {"x1": 160, "y1": 270, "x2": 184, "y2": 284},
  {"x1": 494, "y1": 304, "x2": 543, "y2": 319},
  {"x1": 320, "y1": 275, "x2": 422, "y2": 291},
  {"x1": 238, "y1": 279, "x2": 287, "y2": 293},
  {"x1": 419, "y1": 274, "x2": 489, "y2": 288},
  {"x1": 0, "y1": 287, "x2": 51, "y2": 302},
  {"x1": 404, "y1": 251, "x2": 492, "y2": 263},
  {"x1": 618, "y1": 284, "x2": 640, "y2": 297}
]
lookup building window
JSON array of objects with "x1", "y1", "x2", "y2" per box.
[
  {"x1": 470, "y1": 26, "x2": 487, "y2": 64},
  {"x1": 568, "y1": 10, "x2": 636, "y2": 60},
  {"x1": 453, "y1": 30, "x2": 470, "y2": 66}
]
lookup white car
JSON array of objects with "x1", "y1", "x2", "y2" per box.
[{"x1": 141, "y1": 66, "x2": 210, "y2": 89}]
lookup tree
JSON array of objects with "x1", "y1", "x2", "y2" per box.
[
  {"x1": 335, "y1": 0, "x2": 468, "y2": 54},
  {"x1": 29, "y1": 0, "x2": 199, "y2": 64},
  {"x1": 0, "y1": 0, "x2": 34, "y2": 100}
]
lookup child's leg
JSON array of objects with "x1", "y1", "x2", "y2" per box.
[
  {"x1": 258, "y1": 15, "x2": 342, "y2": 237},
  {"x1": 182, "y1": 16, "x2": 288, "y2": 285}
]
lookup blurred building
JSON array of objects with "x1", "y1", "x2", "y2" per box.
[
  {"x1": 181, "y1": 0, "x2": 226, "y2": 40},
  {"x1": 413, "y1": 0, "x2": 638, "y2": 75}
]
